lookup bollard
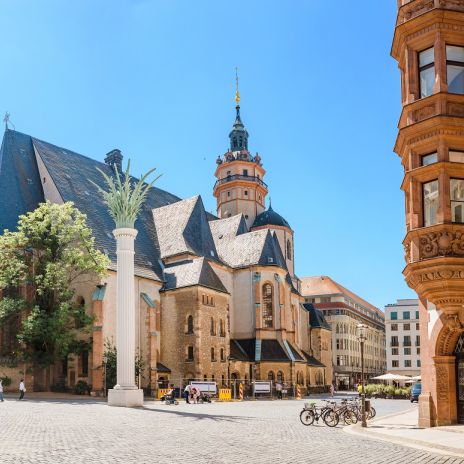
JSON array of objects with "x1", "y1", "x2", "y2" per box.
[{"x1": 239, "y1": 383, "x2": 243, "y2": 401}]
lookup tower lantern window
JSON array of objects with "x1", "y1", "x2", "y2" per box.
[{"x1": 243, "y1": 169, "x2": 248, "y2": 176}]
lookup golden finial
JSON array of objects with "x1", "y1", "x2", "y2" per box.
[{"x1": 235, "y1": 67, "x2": 240, "y2": 105}]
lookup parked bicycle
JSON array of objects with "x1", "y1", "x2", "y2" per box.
[{"x1": 299, "y1": 401, "x2": 339, "y2": 427}]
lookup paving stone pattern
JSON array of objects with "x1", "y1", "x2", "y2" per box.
[{"x1": 0, "y1": 398, "x2": 463, "y2": 464}]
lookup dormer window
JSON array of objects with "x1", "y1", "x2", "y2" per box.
[{"x1": 419, "y1": 47, "x2": 435, "y2": 98}]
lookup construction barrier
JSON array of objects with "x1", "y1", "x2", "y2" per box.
[
  {"x1": 157, "y1": 388, "x2": 171, "y2": 399},
  {"x1": 296, "y1": 384, "x2": 301, "y2": 400},
  {"x1": 239, "y1": 383, "x2": 243, "y2": 401},
  {"x1": 218, "y1": 388, "x2": 232, "y2": 401}
]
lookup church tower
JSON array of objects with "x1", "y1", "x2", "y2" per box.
[{"x1": 213, "y1": 76, "x2": 268, "y2": 229}]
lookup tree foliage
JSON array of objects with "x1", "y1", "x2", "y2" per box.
[{"x1": 0, "y1": 201, "x2": 109, "y2": 367}]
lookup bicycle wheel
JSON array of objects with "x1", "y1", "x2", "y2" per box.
[
  {"x1": 300, "y1": 409, "x2": 315, "y2": 426},
  {"x1": 323, "y1": 410, "x2": 339, "y2": 427},
  {"x1": 343, "y1": 410, "x2": 357, "y2": 425},
  {"x1": 368, "y1": 407, "x2": 376, "y2": 419}
]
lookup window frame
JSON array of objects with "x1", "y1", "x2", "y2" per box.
[
  {"x1": 422, "y1": 179, "x2": 439, "y2": 227},
  {"x1": 450, "y1": 177, "x2": 464, "y2": 223},
  {"x1": 418, "y1": 46, "x2": 435, "y2": 98},
  {"x1": 446, "y1": 44, "x2": 464, "y2": 95}
]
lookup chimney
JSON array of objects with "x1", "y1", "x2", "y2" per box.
[{"x1": 104, "y1": 149, "x2": 123, "y2": 173}]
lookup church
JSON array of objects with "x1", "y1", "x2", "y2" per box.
[{"x1": 0, "y1": 94, "x2": 332, "y2": 394}]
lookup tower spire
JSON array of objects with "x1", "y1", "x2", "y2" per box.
[{"x1": 235, "y1": 67, "x2": 240, "y2": 106}]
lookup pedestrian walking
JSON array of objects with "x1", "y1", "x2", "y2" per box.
[
  {"x1": 19, "y1": 379, "x2": 26, "y2": 400},
  {"x1": 276, "y1": 382, "x2": 283, "y2": 400},
  {"x1": 329, "y1": 383, "x2": 334, "y2": 398},
  {"x1": 184, "y1": 384, "x2": 191, "y2": 404},
  {"x1": 0, "y1": 379, "x2": 4, "y2": 402}
]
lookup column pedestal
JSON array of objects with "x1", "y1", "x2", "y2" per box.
[{"x1": 108, "y1": 227, "x2": 143, "y2": 408}]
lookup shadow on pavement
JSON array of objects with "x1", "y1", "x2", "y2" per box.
[{"x1": 143, "y1": 406, "x2": 255, "y2": 423}]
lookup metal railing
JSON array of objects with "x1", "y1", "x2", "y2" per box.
[{"x1": 214, "y1": 174, "x2": 268, "y2": 189}]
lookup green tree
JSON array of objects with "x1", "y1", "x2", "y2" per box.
[{"x1": 0, "y1": 201, "x2": 109, "y2": 385}]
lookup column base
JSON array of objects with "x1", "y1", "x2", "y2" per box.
[
  {"x1": 108, "y1": 388, "x2": 144, "y2": 407},
  {"x1": 418, "y1": 392, "x2": 436, "y2": 427}
]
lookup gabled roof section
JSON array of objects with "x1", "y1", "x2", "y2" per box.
[
  {"x1": 162, "y1": 257, "x2": 228, "y2": 293},
  {"x1": 302, "y1": 351, "x2": 326, "y2": 368},
  {"x1": 210, "y1": 214, "x2": 248, "y2": 246},
  {"x1": 153, "y1": 195, "x2": 218, "y2": 261},
  {"x1": 258, "y1": 230, "x2": 287, "y2": 268},
  {"x1": 302, "y1": 303, "x2": 331, "y2": 330},
  {"x1": 0, "y1": 130, "x2": 45, "y2": 232},
  {"x1": 31, "y1": 137, "x2": 181, "y2": 281}
]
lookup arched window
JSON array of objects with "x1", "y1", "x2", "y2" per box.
[
  {"x1": 210, "y1": 347, "x2": 215, "y2": 361},
  {"x1": 220, "y1": 348, "x2": 225, "y2": 361},
  {"x1": 210, "y1": 317, "x2": 216, "y2": 335},
  {"x1": 277, "y1": 371, "x2": 284, "y2": 383},
  {"x1": 268, "y1": 371, "x2": 275, "y2": 381},
  {"x1": 187, "y1": 346, "x2": 194, "y2": 361},
  {"x1": 219, "y1": 319, "x2": 225, "y2": 337},
  {"x1": 286, "y1": 239, "x2": 292, "y2": 260},
  {"x1": 336, "y1": 324, "x2": 340, "y2": 334},
  {"x1": 262, "y1": 283, "x2": 274, "y2": 328},
  {"x1": 186, "y1": 315, "x2": 194, "y2": 334},
  {"x1": 297, "y1": 372, "x2": 303, "y2": 385}
]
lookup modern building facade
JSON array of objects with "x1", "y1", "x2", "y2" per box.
[
  {"x1": 301, "y1": 276, "x2": 386, "y2": 390},
  {"x1": 0, "y1": 93, "x2": 332, "y2": 394},
  {"x1": 392, "y1": 0, "x2": 464, "y2": 425},
  {"x1": 385, "y1": 299, "x2": 421, "y2": 377}
]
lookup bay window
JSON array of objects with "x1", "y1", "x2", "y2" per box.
[
  {"x1": 419, "y1": 47, "x2": 435, "y2": 98},
  {"x1": 421, "y1": 152, "x2": 437, "y2": 166},
  {"x1": 446, "y1": 45, "x2": 464, "y2": 94},
  {"x1": 451, "y1": 178, "x2": 464, "y2": 223},
  {"x1": 423, "y1": 180, "x2": 439, "y2": 226},
  {"x1": 450, "y1": 150, "x2": 464, "y2": 163}
]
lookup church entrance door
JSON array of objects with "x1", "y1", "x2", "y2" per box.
[{"x1": 455, "y1": 333, "x2": 464, "y2": 424}]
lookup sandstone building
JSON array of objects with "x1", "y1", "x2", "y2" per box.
[
  {"x1": 301, "y1": 276, "x2": 386, "y2": 390},
  {"x1": 0, "y1": 97, "x2": 332, "y2": 394},
  {"x1": 392, "y1": 0, "x2": 464, "y2": 425}
]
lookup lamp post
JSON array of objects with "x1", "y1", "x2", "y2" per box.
[
  {"x1": 102, "y1": 355, "x2": 107, "y2": 397},
  {"x1": 356, "y1": 323, "x2": 368, "y2": 428}
]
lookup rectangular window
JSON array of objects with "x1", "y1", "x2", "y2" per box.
[
  {"x1": 392, "y1": 360, "x2": 399, "y2": 368},
  {"x1": 450, "y1": 150, "x2": 464, "y2": 163},
  {"x1": 187, "y1": 346, "x2": 194, "y2": 361},
  {"x1": 320, "y1": 297, "x2": 331, "y2": 303},
  {"x1": 451, "y1": 178, "x2": 464, "y2": 223},
  {"x1": 447, "y1": 45, "x2": 464, "y2": 94},
  {"x1": 416, "y1": 335, "x2": 420, "y2": 346},
  {"x1": 404, "y1": 336, "x2": 411, "y2": 346},
  {"x1": 415, "y1": 310, "x2": 419, "y2": 319},
  {"x1": 417, "y1": 360, "x2": 421, "y2": 367},
  {"x1": 391, "y1": 348, "x2": 398, "y2": 355},
  {"x1": 404, "y1": 347, "x2": 411, "y2": 355},
  {"x1": 391, "y1": 323, "x2": 398, "y2": 331},
  {"x1": 403, "y1": 311, "x2": 410, "y2": 320},
  {"x1": 391, "y1": 312, "x2": 398, "y2": 321},
  {"x1": 417, "y1": 347, "x2": 421, "y2": 355},
  {"x1": 416, "y1": 322, "x2": 420, "y2": 330},
  {"x1": 419, "y1": 47, "x2": 435, "y2": 98},
  {"x1": 404, "y1": 323, "x2": 410, "y2": 331},
  {"x1": 421, "y1": 152, "x2": 437, "y2": 166},
  {"x1": 391, "y1": 336, "x2": 399, "y2": 347},
  {"x1": 423, "y1": 180, "x2": 439, "y2": 226},
  {"x1": 243, "y1": 169, "x2": 248, "y2": 176},
  {"x1": 405, "y1": 360, "x2": 412, "y2": 368}
]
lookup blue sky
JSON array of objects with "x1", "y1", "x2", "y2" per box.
[{"x1": 0, "y1": 1, "x2": 415, "y2": 309}]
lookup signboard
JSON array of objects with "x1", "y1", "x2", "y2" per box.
[
  {"x1": 189, "y1": 381, "x2": 217, "y2": 394},
  {"x1": 253, "y1": 381, "x2": 271, "y2": 393}
]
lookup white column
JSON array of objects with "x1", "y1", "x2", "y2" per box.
[{"x1": 108, "y1": 227, "x2": 143, "y2": 407}]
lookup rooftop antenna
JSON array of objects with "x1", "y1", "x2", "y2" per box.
[{"x1": 3, "y1": 112, "x2": 10, "y2": 130}]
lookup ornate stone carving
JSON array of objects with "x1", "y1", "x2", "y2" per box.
[
  {"x1": 436, "y1": 364, "x2": 449, "y2": 401},
  {"x1": 404, "y1": 242, "x2": 411, "y2": 264},
  {"x1": 437, "y1": 315, "x2": 464, "y2": 355},
  {"x1": 419, "y1": 230, "x2": 464, "y2": 259},
  {"x1": 399, "y1": 0, "x2": 434, "y2": 25}
]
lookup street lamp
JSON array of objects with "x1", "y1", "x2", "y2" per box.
[{"x1": 356, "y1": 323, "x2": 368, "y2": 428}]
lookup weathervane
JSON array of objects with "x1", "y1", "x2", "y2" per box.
[
  {"x1": 3, "y1": 112, "x2": 10, "y2": 130},
  {"x1": 235, "y1": 67, "x2": 240, "y2": 105}
]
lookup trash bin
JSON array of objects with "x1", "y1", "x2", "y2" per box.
[{"x1": 364, "y1": 399, "x2": 371, "y2": 413}]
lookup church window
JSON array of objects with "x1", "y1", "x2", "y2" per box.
[
  {"x1": 187, "y1": 346, "x2": 194, "y2": 361},
  {"x1": 286, "y1": 240, "x2": 292, "y2": 260},
  {"x1": 211, "y1": 347, "x2": 215, "y2": 361},
  {"x1": 277, "y1": 371, "x2": 284, "y2": 383},
  {"x1": 244, "y1": 190, "x2": 248, "y2": 197},
  {"x1": 186, "y1": 315, "x2": 194, "y2": 334},
  {"x1": 239, "y1": 137, "x2": 243, "y2": 147},
  {"x1": 262, "y1": 283, "x2": 274, "y2": 328},
  {"x1": 233, "y1": 137, "x2": 237, "y2": 148},
  {"x1": 447, "y1": 45, "x2": 464, "y2": 94},
  {"x1": 268, "y1": 371, "x2": 275, "y2": 381},
  {"x1": 419, "y1": 47, "x2": 435, "y2": 98},
  {"x1": 210, "y1": 317, "x2": 216, "y2": 335},
  {"x1": 219, "y1": 319, "x2": 225, "y2": 337},
  {"x1": 220, "y1": 348, "x2": 225, "y2": 362},
  {"x1": 423, "y1": 180, "x2": 438, "y2": 226},
  {"x1": 297, "y1": 372, "x2": 303, "y2": 385}
]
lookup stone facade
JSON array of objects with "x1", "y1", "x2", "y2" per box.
[{"x1": 392, "y1": 0, "x2": 464, "y2": 425}]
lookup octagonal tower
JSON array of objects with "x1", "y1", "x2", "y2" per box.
[{"x1": 392, "y1": 0, "x2": 464, "y2": 426}]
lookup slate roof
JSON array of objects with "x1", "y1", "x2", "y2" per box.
[
  {"x1": 302, "y1": 303, "x2": 332, "y2": 330},
  {"x1": 153, "y1": 196, "x2": 219, "y2": 261},
  {"x1": 162, "y1": 257, "x2": 228, "y2": 293},
  {"x1": 232, "y1": 339, "x2": 293, "y2": 362},
  {"x1": 230, "y1": 339, "x2": 251, "y2": 361},
  {"x1": 156, "y1": 362, "x2": 171, "y2": 373},
  {"x1": 302, "y1": 351, "x2": 326, "y2": 368},
  {"x1": 285, "y1": 341, "x2": 306, "y2": 362},
  {"x1": 252, "y1": 204, "x2": 291, "y2": 229},
  {"x1": 0, "y1": 130, "x2": 45, "y2": 232}
]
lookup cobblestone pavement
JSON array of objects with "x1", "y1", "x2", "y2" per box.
[{"x1": 1, "y1": 397, "x2": 463, "y2": 464}]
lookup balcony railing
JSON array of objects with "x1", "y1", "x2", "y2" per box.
[{"x1": 214, "y1": 174, "x2": 268, "y2": 189}]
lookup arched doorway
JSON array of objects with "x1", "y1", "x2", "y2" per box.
[{"x1": 455, "y1": 333, "x2": 464, "y2": 423}]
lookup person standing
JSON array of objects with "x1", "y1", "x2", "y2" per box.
[
  {"x1": 276, "y1": 382, "x2": 283, "y2": 400},
  {"x1": 329, "y1": 383, "x2": 334, "y2": 398},
  {"x1": 19, "y1": 379, "x2": 26, "y2": 400},
  {"x1": 0, "y1": 379, "x2": 4, "y2": 402},
  {"x1": 184, "y1": 384, "x2": 191, "y2": 404}
]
